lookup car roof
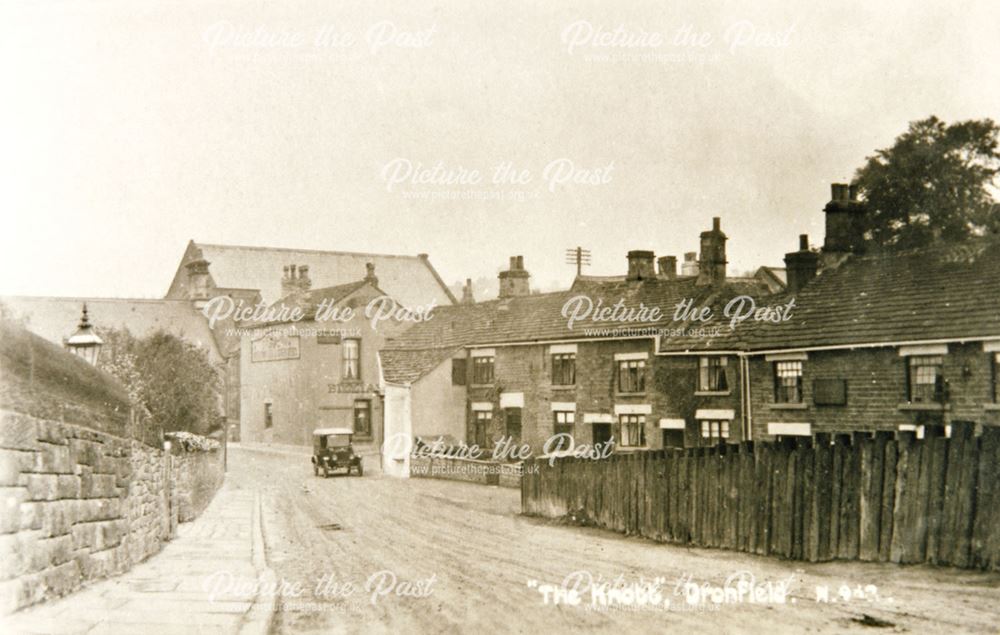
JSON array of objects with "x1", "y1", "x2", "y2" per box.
[{"x1": 313, "y1": 427, "x2": 353, "y2": 435}]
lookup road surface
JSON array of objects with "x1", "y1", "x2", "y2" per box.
[{"x1": 229, "y1": 447, "x2": 1000, "y2": 634}]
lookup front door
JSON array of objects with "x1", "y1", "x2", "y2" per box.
[{"x1": 592, "y1": 422, "x2": 612, "y2": 447}]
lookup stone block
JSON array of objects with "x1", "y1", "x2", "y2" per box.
[
  {"x1": 34, "y1": 443, "x2": 73, "y2": 474},
  {"x1": 71, "y1": 522, "x2": 95, "y2": 551},
  {"x1": 0, "y1": 533, "x2": 31, "y2": 580},
  {"x1": 19, "y1": 501, "x2": 42, "y2": 531},
  {"x1": 39, "y1": 560, "x2": 81, "y2": 598},
  {"x1": 0, "y1": 578, "x2": 28, "y2": 615},
  {"x1": 56, "y1": 474, "x2": 81, "y2": 499},
  {"x1": 82, "y1": 473, "x2": 117, "y2": 499},
  {"x1": 93, "y1": 520, "x2": 122, "y2": 551},
  {"x1": 0, "y1": 412, "x2": 38, "y2": 451},
  {"x1": 68, "y1": 438, "x2": 99, "y2": 467},
  {"x1": 35, "y1": 421, "x2": 67, "y2": 445},
  {"x1": 26, "y1": 474, "x2": 58, "y2": 501},
  {"x1": 0, "y1": 449, "x2": 31, "y2": 487},
  {"x1": 0, "y1": 488, "x2": 27, "y2": 534},
  {"x1": 41, "y1": 500, "x2": 75, "y2": 538}
]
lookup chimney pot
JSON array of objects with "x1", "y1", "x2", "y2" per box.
[
  {"x1": 515, "y1": 255, "x2": 524, "y2": 270},
  {"x1": 712, "y1": 217, "x2": 721, "y2": 232},
  {"x1": 799, "y1": 234, "x2": 809, "y2": 250}
]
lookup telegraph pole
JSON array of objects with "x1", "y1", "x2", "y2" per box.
[{"x1": 565, "y1": 247, "x2": 592, "y2": 277}]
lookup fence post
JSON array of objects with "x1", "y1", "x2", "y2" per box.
[{"x1": 972, "y1": 426, "x2": 1000, "y2": 570}]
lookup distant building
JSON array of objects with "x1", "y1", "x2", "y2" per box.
[
  {"x1": 238, "y1": 264, "x2": 413, "y2": 451},
  {"x1": 379, "y1": 219, "x2": 779, "y2": 476},
  {"x1": 3, "y1": 240, "x2": 457, "y2": 438}
]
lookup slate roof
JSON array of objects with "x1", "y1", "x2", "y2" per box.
[
  {"x1": 165, "y1": 241, "x2": 457, "y2": 307},
  {"x1": 263, "y1": 280, "x2": 373, "y2": 324},
  {"x1": 380, "y1": 276, "x2": 774, "y2": 383},
  {"x1": 0, "y1": 296, "x2": 224, "y2": 362},
  {"x1": 736, "y1": 237, "x2": 1000, "y2": 351}
]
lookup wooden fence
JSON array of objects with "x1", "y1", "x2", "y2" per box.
[{"x1": 521, "y1": 422, "x2": 1000, "y2": 570}]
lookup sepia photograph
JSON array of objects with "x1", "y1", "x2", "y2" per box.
[{"x1": 1, "y1": 1, "x2": 999, "y2": 633}]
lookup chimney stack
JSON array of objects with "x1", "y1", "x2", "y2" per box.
[
  {"x1": 681, "y1": 252, "x2": 699, "y2": 276},
  {"x1": 364, "y1": 262, "x2": 378, "y2": 286},
  {"x1": 498, "y1": 256, "x2": 530, "y2": 298},
  {"x1": 281, "y1": 263, "x2": 312, "y2": 297},
  {"x1": 461, "y1": 278, "x2": 475, "y2": 304},
  {"x1": 657, "y1": 255, "x2": 677, "y2": 280},
  {"x1": 784, "y1": 234, "x2": 819, "y2": 293},
  {"x1": 823, "y1": 182, "x2": 867, "y2": 256},
  {"x1": 696, "y1": 217, "x2": 727, "y2": 287},
  {"x1": 185, "y1": 257, "x2": 211, "y2": 305},
  {"x1": 626, "y1": 250, "x2": 656, "y2": 281}
]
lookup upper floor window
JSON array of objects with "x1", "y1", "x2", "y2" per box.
[
  {"x1": 617, "y1": 359, "x2": 646, "y2": 393},
  {"x1": 552, "y1": 353, "x2": 576, "y2": 385},
  {"x1": 264, "y1": 402, "x2": 273, "y2": 429},
  {"x1": 908, "y1": 355, "x2": 943, "y2": 403},
  {"x1": 774, "y1": 361, "x2": 803, "y2": 403},
  {"x1": 618, "y1": 414, "x2": 646, "y2": 448},
  {"x1": 699, "y1": 356, "x2": 729, "y2": 392},
  {"x1": 473, "y1": 356, "x2": 495, "y2": 384},
  {"x1": 343, "y1": 338, "x2": 360, "y2": 380}
]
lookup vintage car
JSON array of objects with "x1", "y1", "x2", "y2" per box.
[{"x1": 311, "y1": 427, "x2": 364, "y2": 477}]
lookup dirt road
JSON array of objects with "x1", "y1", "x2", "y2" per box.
[{"x1": 228, "y1": 447, "x2": 999, "y2": 634}]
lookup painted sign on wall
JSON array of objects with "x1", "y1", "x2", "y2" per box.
[{"x1": 251, "y1": 329, "x2": 301, "y2": 362}]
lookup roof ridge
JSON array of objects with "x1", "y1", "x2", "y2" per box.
[
  {"x1": 194, "y1": 241, "x2": 425, "y2": 260},
  {"x1": 1, "y1": 295, "x2": 196, "y2": 304}
]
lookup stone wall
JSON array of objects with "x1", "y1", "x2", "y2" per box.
[
  {"x1": 0, "y1": 411, "x2": 226, "y2": 615},
  {"x1": 173, "y1": 448, "x2": 224, "y2": 523},
  {"x1": 0, "y1": 320, "x2": 225, "y2": 615}
]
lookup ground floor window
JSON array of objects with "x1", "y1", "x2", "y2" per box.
[
  {"x1": 700, "y1": 420, "x2": 730, "y2": 445},
  {"x1": 473, "y1": 411, "x2": 492, "y2": 447},
  {"x1": 662, "y1": 428, "x2": 684, "y2": 448},
  {"x1": 908, "y1": 355, "x2": 943, "y2": 403},
  {"x1": 553, "y1": 410, "x2": 575, "y2": 438},
  {"x1": 618, "y1": 414, "x2": 646, "y2": 448},
  {"x1": 354, "y1": 400, "x2": 371, "y2": 437}
]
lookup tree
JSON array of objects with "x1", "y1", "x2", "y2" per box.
[
  {"x1": 98, "y1": 328, "x2": 221, "y2": 436},
  {"x1": 853, "y1": 116, "x2": 1000, "y2": 248}
]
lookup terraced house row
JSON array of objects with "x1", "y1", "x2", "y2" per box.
[{"x1": 378, "y1": 183, "x2": 1000, "y2": 476}]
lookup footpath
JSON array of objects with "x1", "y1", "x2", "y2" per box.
[{"x1": 0, "y1": 481, "x2": 275, "y2": 635}]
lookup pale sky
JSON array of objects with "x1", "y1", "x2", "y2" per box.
[{"x1": 2, "y1": 0, "x2": 998, "y2": 299}]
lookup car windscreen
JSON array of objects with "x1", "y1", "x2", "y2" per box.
[{"x1": 327, "y1": 435, "x2": 351, "y2": 447}]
